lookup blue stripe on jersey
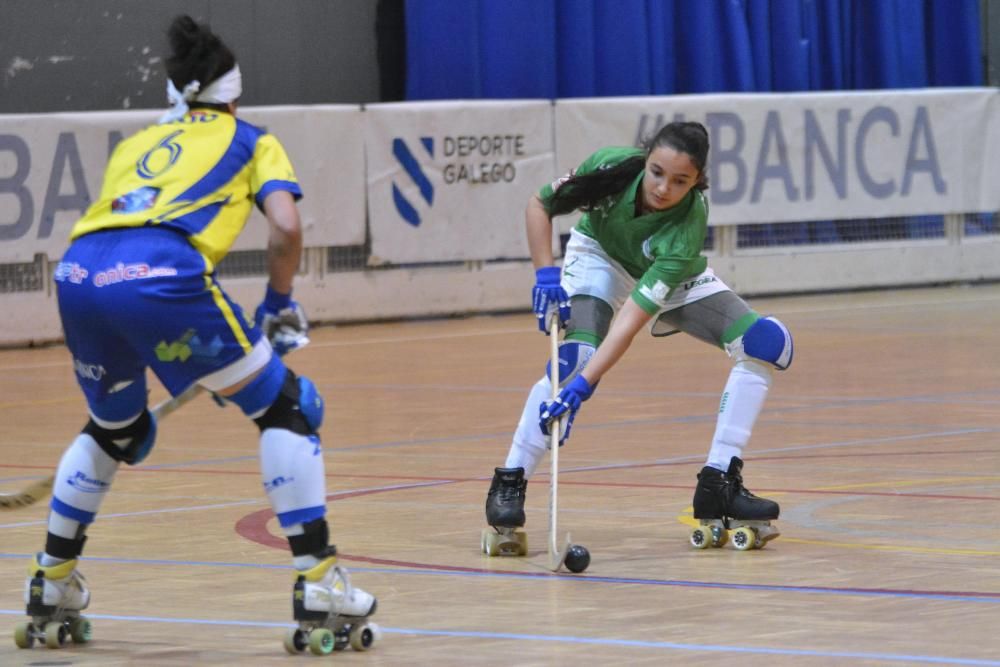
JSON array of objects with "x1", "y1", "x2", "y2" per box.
[
  {"x1": 51, "y1": 497, "x2": 97, "y2": 525},
  {"x1": 255, "y1": 180, "x2": 304, "y2": 212},
  {"x1": 171, "y1": 119, "x2": 264, "y2": 205},
  {"x1": 162, "y1": 198, "x2": 229, "y2": 236}
]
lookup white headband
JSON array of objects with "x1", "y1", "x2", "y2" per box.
[{"x1": 159, "y1": 65, "x2": 243, "y2": 124}]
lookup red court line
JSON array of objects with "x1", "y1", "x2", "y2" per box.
[
  {"x1": 232, "y1": 485, "x2": 1000, "y2": 600},
  {"x1": 3, "y1": 446, "x2": 997, "y2": 476},
  {"x1": 4, "y1": 462, "x2": 999, "y2": 502}
]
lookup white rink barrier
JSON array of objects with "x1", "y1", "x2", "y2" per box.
[{"x1": 1, "y1": 90, "x2": 998, "y2": 346}]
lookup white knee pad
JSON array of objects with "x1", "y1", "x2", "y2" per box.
[{"x1": 725, "y1": 316, "x2": 793, "y2": 370}]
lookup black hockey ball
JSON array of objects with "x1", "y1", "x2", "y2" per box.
[{"x1": 564, "y1": 544, "x2": 590, "y2": 573}]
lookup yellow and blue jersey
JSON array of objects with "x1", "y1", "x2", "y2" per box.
[
  {"x1": 71, "y1": 109, "x2": 302, "y2": 270},
  {"x1": 56, "y1": 109, "x2": 301, "y2": 410}
]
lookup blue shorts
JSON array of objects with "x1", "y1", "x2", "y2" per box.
[{"x1": 55, "y1": 227, "x2": 264, "y2": 421}]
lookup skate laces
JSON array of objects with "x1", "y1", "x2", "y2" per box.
[{"x1": 724, "y1": 471, "x2": 759, "y2": 500}]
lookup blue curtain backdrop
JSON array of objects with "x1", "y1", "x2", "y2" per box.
[{"x1": 404, "y1": 0, "x2": 982, "y2": 100}]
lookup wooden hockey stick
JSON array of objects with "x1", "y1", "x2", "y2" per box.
[
  {"x1": 0, "y1": 383, "x2": 206, "y2": 511},
  {"x1": 547, "y1": 316, "x2": 572, "y2": 572},
  {"x1": 0, "y1": 335, "x2": 310, "y2": 512}
]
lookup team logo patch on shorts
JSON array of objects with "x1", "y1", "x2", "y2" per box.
[{"x1": 155, "y1": 329, "x2": 224, "y2": 363}]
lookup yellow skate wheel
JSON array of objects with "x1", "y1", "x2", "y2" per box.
[
  {"x1": 732, "y1": 526, "x2": 756, "y2": 551},
  {"x1": 349, "y1": 622, "x2": 375, "y2": 651},
  {"x1": 13, "y1": 621, "x2": 34, "y2": 649},
  {"x1": 482, "y1": 531, "x2": 501, "y2": 557},
  {"x1": 283, "y1": 628, "x2": 306, "y2": 654},
  {"x1": 308, "y1": 628, "x2": 335, "y2": 655},
  {"x1": 480, "y1": 529, "x2": 492, "y2": 555},
  {"x1": 690, "y1": 527, "x2": 712, "y2": 549},
  {"x1": 515, "y1": 530, "x2": 528, "y2": 556},
  {"x1": 43, "y1": 621, "x2": 67, "y2": 649},
  {"x1": 69, "y1": 616, "x2": 92, "y2": 644}
]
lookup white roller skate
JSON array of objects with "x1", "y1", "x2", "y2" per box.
[
  {"x1": 283, "y1": 550, "x2": 379, "y2": 656},
  {"x1": 14, "y1": 554, "x2": 92, "y2": 649}
]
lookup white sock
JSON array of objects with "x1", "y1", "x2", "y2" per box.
[
  {"x1": 48, "y1": 433, "x2": 120, "y2": 539},
  {"x1": 504, "y1": 376, "x2": 551, "y2": 477},
  {"x1": 706, "y1": 360, "x2": 772, "y2": 470},
  {"x1": 260, "y1": 429, "x2": 327, "y2": 527},
  {"x1": 40, "y1": 553, "x2": 69, "y2": 567},
  {"x1": 293, "y1": 555, "x2": 321, "y2": 570}
]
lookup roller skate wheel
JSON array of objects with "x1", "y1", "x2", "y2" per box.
[
  {"x1": 283, "y1": 627, "x2": 307, "y2": 654},
  {"x1": 13, "y1": 621, "x2": 34, "y2": 649},
  {"x1": 308, "y1": 627, "x2": 335, "y2": 655},
  {"x1": 43, "y1": 621, "x2": 67, "y2": 649},
  {"x1": 732, "y1": 526, "x2": 757, "y2": 551},
  {"x1": 481, "y1": 529, "x2": 492, "y2": 555},
  {"x1": 349, "y1": 622, "x2": 376, "y2": 651},
  {"x1": 690, "y1": 527, "x2": 711, "y2": 549},
  {"x1": 69, "y1": 616, "x2": 92, "y2": 644},
  {"x1": 514, "y1": 530, "x2": 528, "y2": 556},
  {"x1": 483, "y1": 529, "x2": 527, "y2": 557},
  {"x1": 482, "y1": 530, "x2": 500, "y2": 556}
]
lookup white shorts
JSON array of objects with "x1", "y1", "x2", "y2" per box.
[{"x1": 561, "y1": 228, "x2": 730, "y2": 329}]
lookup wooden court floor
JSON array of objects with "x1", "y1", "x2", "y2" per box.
[{"x1": 1, "y1": 284, "x2": 999, "y2": 666}]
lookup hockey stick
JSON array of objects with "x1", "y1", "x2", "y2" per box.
[
  {"x1": 547, "y1": 316, "x2": 572, "y2": 572},
  {"x1": 0, "y1": 330, "x2": 310, "y2": 512},
  {"x1": 0, "y1": 382, "x2": 206, "y2": 511}
]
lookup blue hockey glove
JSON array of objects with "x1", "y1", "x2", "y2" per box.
[
  {"x1": 531, "y1": 266, "x2": 570, "y2": 334},
  {"x1": 254, "y1": 285, "x2": 310, "y2": 356},
  {"x1": 539, "y1": 374, "x2": 595, "y2": 445}
]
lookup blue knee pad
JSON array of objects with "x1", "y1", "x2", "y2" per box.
[
  {"x1": 545, "y1": 340, "x2": 596, "y2": 387},
  {"x1": 740, "y1": 316, "x2": 793, "y2": 370},
  {"x1": 84, "y1": 409, "x2": 157, "y2": 465},
  {"x1": 253, "y1": 373, "x2": 324, "y2": 435},
  {"x1": 296, "y1": 376, "x2": 324, "y2": 432},
  {"x1": 228, "y1": 356, "x2": 324, "y2": 435}
]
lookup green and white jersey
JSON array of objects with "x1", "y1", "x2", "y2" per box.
[{"x1": 538, "y1": 146, "x2": 709, "y2": 315}]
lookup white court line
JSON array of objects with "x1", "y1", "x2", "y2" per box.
[
  {"x1": 0, "y1": 479, "x2": 453, "y2": 530},
  {"x1": 1, "y1": 428, "x2": 986, "y2": 530},
  {"x1": 2, "y1": 285, "x2": 1000, "y2": 372}
]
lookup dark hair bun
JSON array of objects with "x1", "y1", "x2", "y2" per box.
[
  {"x1": 164, "y1": 15, "x2": 236, "y2": 92},
  {"x1": 168, "y1": 15, "x2": 220, "y2": 63}
]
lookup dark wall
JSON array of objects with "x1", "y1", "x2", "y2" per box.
[
  {"x1": 0, "y1": 0, "x2": 383, "y2": 113},
  {"x1": 986, "y1": 0, "x2": 1000, "y2": 87}
]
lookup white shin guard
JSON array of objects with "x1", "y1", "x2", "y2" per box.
[
  {"x1": 504, "y1": 376, "x2": 552, "y2": 478},
  {"x1": 48, "y1": 434, "x2": 120, "y2": 539},
  {"x1": 706, "y1": 360, "x2": 772, "y2": 470},
  {"x1": 260, "y1": 429, "x2": 327, "y2": 523}
]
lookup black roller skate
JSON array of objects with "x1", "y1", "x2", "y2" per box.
[
  {"x1": 14, "y1": 554, "x2": 92, "y2": 649},
  {"x1": 481, "y1": 467, "x2": 528, "y2": 557},
  {"x1": 283, "y1": 546, "x2": 380, "y2": 656},
  {"x1": 690, "y1": 457, "x2": 780, "y2": 551}
]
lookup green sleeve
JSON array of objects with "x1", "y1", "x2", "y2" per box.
[{"x1": 631, "y1": 253, "x2": 708, "y2": 314}]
